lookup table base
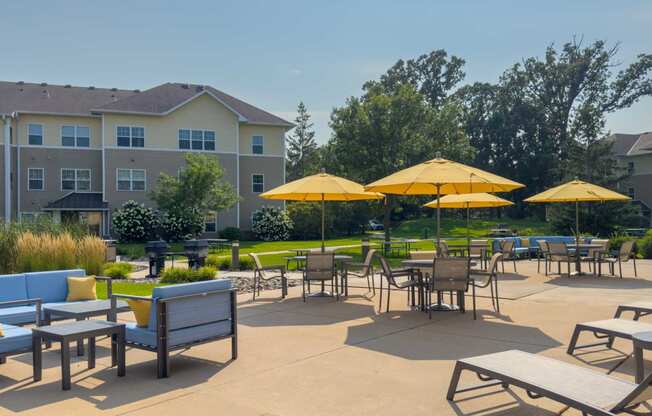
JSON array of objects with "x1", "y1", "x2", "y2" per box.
[
  {"x1": 427, "y1": 303, "x2": 461, "y2": 311},
  {"x1": 308, "y1": 291, "x2": 334, "y2": 298}
]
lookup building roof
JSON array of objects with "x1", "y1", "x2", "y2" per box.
[
  {"x1": 43, "y1": 192, "x2": 108, "y2": 211},
  {"x1": 0, "y1": 80, "x2": 293, "y2": 127},
  {"x1": 608, "y1": 132, "x2": 652, "y2": 157}
]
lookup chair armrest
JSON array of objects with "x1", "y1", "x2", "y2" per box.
[
  {"x1": 0, "y1": 298, "x2": 42, "y2": 326},
  {"x1": 111, "y1": 293, "x2": 152, "y2": 302},
  {"x1": 260, "y1": 265, "x2": 286, "y2": 272}
]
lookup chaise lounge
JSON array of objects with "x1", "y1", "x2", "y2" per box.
[
  {"x1": 447, "y1": 349, "x2": 652, "y2": 415},
  {"x1": 111, "y1": 279, "x2": 237, "y2": 378}
]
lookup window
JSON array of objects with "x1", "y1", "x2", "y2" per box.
[
  {"x1": 117, "y1": 169, "x2": 146, "y2": 191},
  {"x1": 252, "y1": 135, "x2": 264, "y2": 154},
  {"x1": 28, "y1": 124, "x2": 43, "y2": 145},
  {"x1": 20, "y1": 212, "x2": 36, "y2": 223},
  {"x1": 117, "y1": 126, "x2": 145, "y2": 147},
  {"x1": 252, "y1": 174, "x2": 264, "y2": 193},
  {"x1": 61, "y1": 125, "x2": 90, "y2": 147},
  {"x1": 27, "y1": 168, "x2": 44, "y2": 191},
  {"x1": 61, "y1": 169, "x2": 91, "y2": 192},
  {"x1": 628, "y1": 161, "x2": 635, "y2": 175},
  {"x1": 178, "y1": 129, "x2": 216, "y2": 151},
  {"x1": 628, "y1": 187, "x2": 636, "y2": 199},
  {"x1": 204, "y1": 212, "x2": 217, "y2": 233}
]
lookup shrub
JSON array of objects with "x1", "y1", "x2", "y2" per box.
[
  {"x1": 252, "y1": 206, "x2": 293, "y2": 241},
  {"x1": 206, "y1": 255, "x2": 254, "y2": 270},
  {"x1": 112, "y1": 201, "x2": 159, "y2": 243},
  {"x1": 608, "y1": 231, "x2": 637, "y2": 253},
  {"x1": 15, "y1": 231, "x2": 78, "y2": 272},
  {"x1": 219, "y1": 227, "x2": 241, "y2": 241},
  {"x1": 160, "y1": 266, "x2": 216, "y2": 283},
  {"x1": 637, "y1": 230, "x2": 652, "y2": 259},
  {"x1": 287, "y1": 202, "x2": 323, "y2": 240},
  {"x1": 102, "y1": 262, "x2": 134, "y2": 279},
  {"x1": 77, "y1": 235, "x2": 106, "y2": 275},
  {"x1": 159, "y1": 210, "x2": 203, "y2": 242}
]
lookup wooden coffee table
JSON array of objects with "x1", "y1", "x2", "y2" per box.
[{"x1": 32, "y1": 320, "x2": 126, "y2": 390}]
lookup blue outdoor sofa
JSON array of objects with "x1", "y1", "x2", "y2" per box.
[
  {"x1": 0, "y1": 269, "x2": 113, "y2": 326},
  {"x1": 111, "y1": 278, "x2": 237, "y2": 378},
  {"x1": 492, "y1": 236, "x2": 587, "y2": 258}
]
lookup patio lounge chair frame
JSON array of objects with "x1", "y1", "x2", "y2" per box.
[
  {"x1": 615, "y1": 302, "x2": 652, "y2": 320},
  {"x1": 447, "y1": 349, "x2": 652, "y2": 416},
  {"x1": 249, "y1": 253, "x2": 287, "y2": 300},
  {"x1": 111, "y1": 288, "x2": 238, "y2": 378}
]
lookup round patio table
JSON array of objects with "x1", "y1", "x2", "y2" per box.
[
  {"x1": 291, "y1": 254, "x2": 352, "y2": 297},
  {"x1": 401, "y1": 258, "x2": 477, "y2": 311},
  {"x1": 565, "y1": 243, "x2": 605, "y2": 276}
]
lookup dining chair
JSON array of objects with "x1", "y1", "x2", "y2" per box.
[
  {"x1": 547, "y1": 242, "x2": 577, "y2": 276},
  {"x1": 427, "y1": 257, "x2": 472, "y2": 319},
  {"x1": 376, "y1": 254, "x2": 420, "y2": 313},
  {"x1": 499, "y1": 240, "x2": 518, "y2": 273},
  {"x1": 249, "y1": 253, "x2": 287, "y2": 300},
  {"x1": 436, "y1": 241, "x2": 450, "y2": 258},
  {"x1": 469, "y1": 240, "x2": 489, "y2": 269},
  {"x1": 302, "y1": 252, "x2": 338, "y2": 302},
  {"x1": 580, "y1": 239, "x2": 608, "y2": 274},
  {"x1": 599, "y1": 240, "x2": 637, "y2": 278},
  {"x1": 346, "y1": 249, "x2": 377, "y2": 295},
  {"x1": 470, "y1": 253, "x2": 503, "y2": 314},
  {"x1": 536, "y1": 240, "x2": 550, "y2": 275}
]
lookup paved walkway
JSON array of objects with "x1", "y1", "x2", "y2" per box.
[{"x1": 0, "y1": 259, "x2": 649, "y2": 415}]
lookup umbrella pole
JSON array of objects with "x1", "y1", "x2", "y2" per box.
[
  {"x1": 321, "y1": 194, "x2": 325, "y2": 252},
  {"x1": 467, "y1": 202, "x2": 470, "y2": 252},
  {"x1": 575, "y1": 199, "x2": 580, "y2": 246},
  {"x1": 436, "y1": 184, "x2": 441, "y2": 251}
]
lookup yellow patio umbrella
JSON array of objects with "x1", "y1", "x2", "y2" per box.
[
  {"x1": 260, "y1": 169, "x2": 383, "y2": 251},
  {"x1": 524, "y1": 178, "x2": 631, "y2": 244},
  {"x1": 365, "y1": 154, "x2": 525, "y2": 246},
  {"x1": 424, "y1": 193, "x2": 514, "y2": 246}
]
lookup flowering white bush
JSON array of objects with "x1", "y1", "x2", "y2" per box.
[
  {"x1": 112, "y1": 201, "x2": 159, "y2": 242},
  {"x1": 159, "y1": 209, "x2": 204, "y2": 242},
  {"x1": 252, "y1": 206, "x2": 293, "y2": 241}
]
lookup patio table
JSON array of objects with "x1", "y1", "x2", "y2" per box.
[
  {"x1": 291, "y1": 254, "x2": 352, "y2": 296},
  {"x1": 565, "y1": 243, "x2": 605, "y2": 276}
]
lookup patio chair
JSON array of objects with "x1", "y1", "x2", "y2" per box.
[
  {"x1": 547, "y1": 241, "x2": 577, "y2": 276},
  {"x1": 498, "y1": 239, "x2": 517, "y2": 273},
  {"x1": 302, "y1": 252, "x2": 338, "y2": 302},
  {"x1": 536, "y1": 240, "x2": 550, "y2": 275},
  {"x1": 249, "y1": 253, "x2": 287, "y2": 301},
  {"x1": 427, "y1": 257, "x2": 472, "y2": 319},
  {"x1": 0, "y1": 300, "x2": 37, "y2": 366},
  {"x1": 447, "y1": 349, "x2": 652, "y2": 416},
  {"x1": 376, "y1": 254, "x2": 420, "y2": 313},
  {"x1": 469, "y1": 240, "x2": 489, "y2": 269},
  {"x1": 580, "y1": 238, "x2": 609, "y2": 274},
  {"x1": 111, "y1": 279, "x2": 237, "y2": 378},
  {"x1": 346, "y1": 249, "x2": 377, "y2": 295},
  {"x1": 599, "y1": 240, "x2": 637, "y2": 279},
  {"x1": 436, "y1": 241, "x2": 450, "y2": 258},
  {"x1": 470, "y1": 253, "x2": 502, "y2": 314}
]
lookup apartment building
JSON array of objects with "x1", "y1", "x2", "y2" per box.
[
  {"x1": 0, "y1": 81, "x2": 292, "y2": 236},
  {"x1": 609, "y1": 132, "x2": 652, "y2": 225}
]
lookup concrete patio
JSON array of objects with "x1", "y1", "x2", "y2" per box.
[{"x1": 0, "y1": 259, "x2": 650, "y2": 415}]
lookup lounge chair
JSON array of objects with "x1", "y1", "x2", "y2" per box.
[
  {"x1": 567, "y1": 318, "x2": 652, "y2": 356},
  {"x1": 447, "y1": 349, "x2": 652, "y2": 416},
  {"x1": 470, "y1": 253, "x2": 502, "y2": 314},
  {"x1": 615, "y1": 301, "x2": 652, "y2": 320},
  {"x1": 249, "y1": 253, "x2": 287, "y2": 301}
]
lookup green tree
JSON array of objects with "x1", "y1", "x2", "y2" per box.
[
  {"x1": 151, "y1": 153, "x2": 238, "y2": 237},
  {"x1": 286, "y1": 102, "x2": 319, "y2": 181}
]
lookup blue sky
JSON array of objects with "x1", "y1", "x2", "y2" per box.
[{"x1": 1, "y1": 0, "x2": 650, "y2": 143}]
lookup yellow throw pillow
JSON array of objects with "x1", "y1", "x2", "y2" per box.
[
  {"x1": 0, "y1": 324, "x2": 4, "y2": 337},
  {"x1": 66, "y1": 276, "x2": 97, "y2": 302},
  {"x1": 127, "y1": 299, "x2": 151, "y2": 327}
]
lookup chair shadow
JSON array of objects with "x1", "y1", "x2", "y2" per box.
[
  {"x1": 0, "y1": 347, "x2": 233, "y2": 413},
  {"x1": 11, "y1": 341, "x2": 116, "y2": 370}
]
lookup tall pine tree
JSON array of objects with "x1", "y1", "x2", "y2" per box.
[{"x1": 286, "y1": 102, "x2": 318, "y2": 181}]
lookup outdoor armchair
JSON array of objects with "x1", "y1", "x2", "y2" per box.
[
  {"x1": 498, "y1": 239, "x2": 518, "y2": 273},
  {"x1": 376, "y1": 254, "x2": 420, "y2": 313},
  {"x1": 536, "y1": 240, "x2": 550, "y2": 275},
  {"x1": 599, "y1": 240, "x2": 637, "y2": 278},
  {"x1": 470, "y1": 253, "x2": 502, "y2": 314},
  {"x1": 111, "y1": 279, "x2": 237, "y2": 378},
  {"x1": 0, "y1": 300, "x2": 38, "y2": 366},
  {"x1": 249, "y1": 253, "x2": 287, "y2": 300},
  {"x1": 346, "y1": 249, "x2": 377, "y2": 295},
  {"x1": 547, "y1": 241, "x2": 577, "y2": 276},
  {"x1": 302, "y1": 252, "x2": 338, "y2": 301},
  {"x1": 427, "y1": 257, "x2": 472, "y2": 319},
  {"x1": 580, "y1": 238, "x2": 609, "y2": 275}
]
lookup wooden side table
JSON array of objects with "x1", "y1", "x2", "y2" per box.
[{"x1": 32, "y1": 320, "x2": 126, "y2": 390}]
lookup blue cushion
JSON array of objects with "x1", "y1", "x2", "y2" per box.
[
  {"x1": 148, "y1": 279, "x2": 232, "y2": 330},
  {"x1": 0, "y1": 323, "x2": 32, "y2": 354},
  {"x1": 25, "y1": 269, "x2": 85, "y2": 303},
  {"x1": 125, "y1": 320, "x2": 232, "y2": 348},
  {"x1": 0, "y1": 306, "x2": 37, "y2": 325},
  {"x1": 0, "y1": 274, "x2": 27, "y2": 303}
]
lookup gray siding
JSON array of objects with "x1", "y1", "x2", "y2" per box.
[
  {"x1": 239, "y1": 155, "x2": 284, "y2": 229},
  {"x1": 104, "y1": 149, "x2": 238, "y2": 232},
  {"x1": 19, "y1": 147, "x2": 102, "y2": 214}
]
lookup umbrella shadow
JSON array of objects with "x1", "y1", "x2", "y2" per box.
[{"x1": 545, "y1": 276, "x2": 652, "y2": 290}]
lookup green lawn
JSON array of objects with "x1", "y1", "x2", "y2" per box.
[{"x1": 97, "y1": 280, "x2": 163, "y2": 299}]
